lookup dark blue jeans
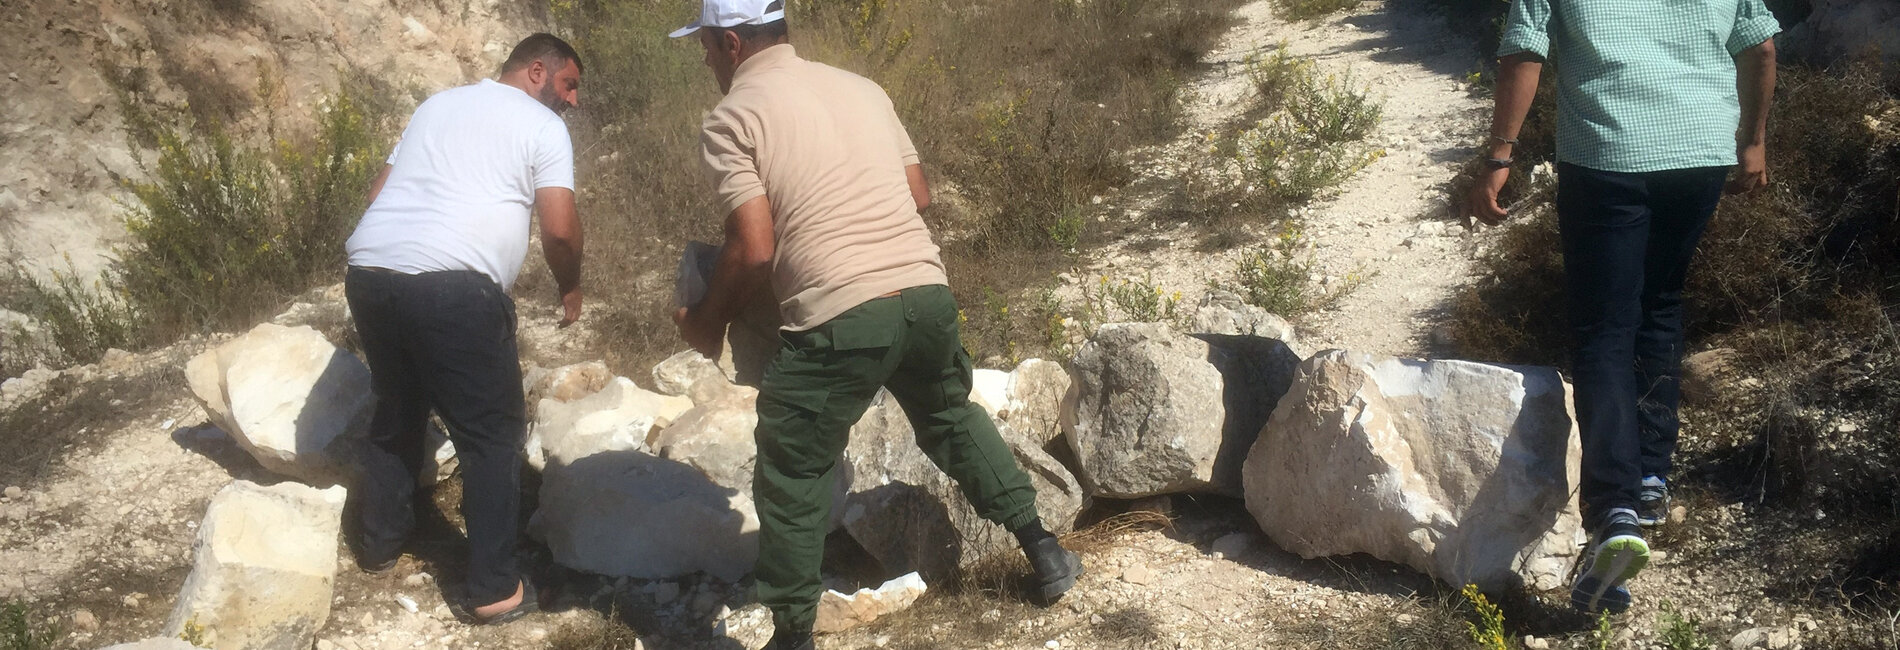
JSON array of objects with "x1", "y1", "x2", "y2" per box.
[
  {"x1": 1557, "y1": 162, "x2": 1728, "y2": 522},
  {"x1": 345, "y1": 267, "x2": 525, "y2": 606}
]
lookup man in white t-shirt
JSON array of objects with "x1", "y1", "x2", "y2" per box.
[{"x1": 341, "y1": 32, "x2": 584, "y2": 626}]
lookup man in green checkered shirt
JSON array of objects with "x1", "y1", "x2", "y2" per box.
[{"x1": 1467, "y1": 0, "x2": 1780, "y2": 616}]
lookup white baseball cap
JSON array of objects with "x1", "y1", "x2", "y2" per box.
[{"x1": 668, "y1": 0, "x2": 787, "y2": 38}]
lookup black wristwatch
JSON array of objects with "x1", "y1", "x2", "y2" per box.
[{"x1": 1484, "y1": 156, "x2": 1514, "y2": 170}]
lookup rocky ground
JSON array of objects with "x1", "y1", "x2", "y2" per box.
[{"x1": 3, "y1": 2, "x2": 1898, "y2": 650}]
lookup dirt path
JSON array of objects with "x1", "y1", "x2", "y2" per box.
[{"x1": 1074, "y1": 0, "x2": 1490, "y2": 357}]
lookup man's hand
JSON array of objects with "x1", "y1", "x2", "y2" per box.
[
  {"x1": 559, "y1": 287, "x2": 583, "y2": 328},
  {"x1": 1727, "y1": 143, "x2": 1769, "y2": 195},
  {"x1": 1467, "y1": 166, "x2": 1512, "y2": 225},
  {"x1": 674, "y1": 306, "x2": 725, "y2": 360}
]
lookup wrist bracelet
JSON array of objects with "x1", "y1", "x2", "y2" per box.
[
  {"x1": 1484, "y1": 157, "x2": 1514, "y2": 169},
  {"x1": 1491, "y1": 135, "x2": 1520, "y2": 145}
]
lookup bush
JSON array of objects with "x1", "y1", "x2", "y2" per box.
[
  {"x1": 0, "y1": 600, "x2": 59, "y2": 650},
  {"x1": 2, "y1": 89, "x2": 391, "y2": 367},
  {"x1": 1234, "y1": 45, "x2": 1385, "y2": 202}
]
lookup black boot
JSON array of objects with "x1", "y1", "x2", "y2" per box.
[
  {"x1": 767, "y1": 629, "x2": 814, "y2": 650},
  {"x1": 1021, "y1": 534, "x2": 1084, "y2": 605}
]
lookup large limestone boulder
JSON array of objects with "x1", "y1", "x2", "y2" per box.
[
  {"x1": 1188, "y1": 290, "x2": 1301, "y2": 355},
  {"x1": 530, "y1": 447, "x2": 760, "y2": 581},
  {"x1": 652, "y1": 350, "x2": 728, "y2": 398},
  {"x1": 522, "y1": 360, "x2": 613, "y2": 419},
  {"x1": 840, "y1": 391, "x2": 1086, "y2": 582},
  {"x1": 530, "y1": 378, "x2": 755, "y2": 581},
  {"x1": 162, "y1": 480, "x2": 346, "y2": 650},
  {"x1": 185, "y1": 324, "x2": 372, "y2": 486},
  {"x1": 969, "y1": 359, "x2": 1072, "y2": 449},
  {"x1": 528, "y1": 377, "x2": 693, "y2": 471},
  {"x1": 649, "y1": 385, "x2": 761, "y2": 494},
  {"x1": 1061, "y1": 323, "x2": 1299, "y2": 498},
  {"x1": 1242, "y1": 351, "x2": 1585, "y2": 592}
]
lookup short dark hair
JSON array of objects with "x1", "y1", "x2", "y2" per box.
[
  {"x1": 502, "y1": 33, "x2": 583, "y2": 75},
  {"x1": 717, "y1": 19, "x2": 788, "y2": 43},
  {"x1": 713, "y1": 1, "x2": 788, "y2": 43}
]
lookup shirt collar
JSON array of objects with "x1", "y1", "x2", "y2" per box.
[{"x1": 734, "y1": 43, "x2": 797, "y2": 82}]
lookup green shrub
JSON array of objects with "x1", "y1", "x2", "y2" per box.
[
  {"x1": 0, "y1": 600, "x2": 59, "y2": 650},
  {"x1": 1232, "y1": 224, "x2": 1357, "y2": 317},
  {"x1": 2, "y1": 89, "x2": 391, "y2": 367},
  {"x1": 115, "y1": 91, "x2": 387, "y2": 339},
  {"x1": 1459, "y1": 584, "x2": 1511, "y2": 650},
  {"x1": 1234, "y1": 46, "x2": 1385, "y2": 202},
  {"x1": 1657, "y1": 601, "x2": 1714, "y2": 650}
]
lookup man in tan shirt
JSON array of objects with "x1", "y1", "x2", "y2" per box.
[{"x1": 668, "y1": 1, "x2": 1083, "y2": 647}]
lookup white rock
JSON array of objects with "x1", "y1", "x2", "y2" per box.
[
  {"x1": 1188, "y1": 290, "x2": 1302, "y2": 356},
  {"x1": 163, "y1": 480, "x2": 347, "y2": 650},
  {"x1": 1209, "y1": 532, "x2": 1253, "y2": 558},
  {"x1": 531, "y1": 377, "x2": 692, "y2": 471},
  {"x1": 100, "y1": 639, "x2": 202, "y2": 650},
  {"x1": 649, "y1": 385, "x2": 761, "y2": 495},
  {"x1": 998, "y1": 359, "x2": 1072, "y2": 448},
  {"x1": 530, "y1": 445, "x2": 758, "y2": 581},
  {"x1": 184, "y1": 324, "x2": 373, "y2": 486},
  {"x1": 968, "y1": 369, "x2": 1012, "y2": 418},
  {"x1": 1729, "y1": 627, "x2": 1771, "y2": 650},
  {"x1": 841, "y1": 390, "x2": 1085, "y2": 580},
  {"x1": 1242, "y1": 351, "x2": 1585, "y2": 592},
  {"x1": 813, "y1": 572, "x2": 928, "y2": 634},
  {"x1": 652, "y1": 350, "x2": 726, "y2": 398},
  {"x1": 525, "y1": 361, "x2": 613, "y2": 417},
  {"x1": 1061, "y1": 323, "x2": 1299, "y2": 498}
]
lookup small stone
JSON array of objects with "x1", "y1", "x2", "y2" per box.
[
  {"x1": 3, "y1": 486, "x2": 21, "y2": 499},
  {"x1": 1523, "y1": 635, "x2": 1550, "y2": 650},
  {"x1": 359, "y1": 612, "x2": 375, "y2": 628},
  {"x1": 73, "y1": 609, "x2": 99, "y2": 632},
  {"x1": 317, "y1": 640, "x2": 340, "y2": 650},
  {"x1": 1045, "y1": 641, "x2": 1061, "y2": 649},
  {"x1": 1120, "y1": 565, "x2": 1155, "y2": 585},
  {"x1": 121, "y1": 593, "x2": 141, "y2": 609},
  {"x1": 1838, "y1": 422, "x2": 1860, "y2": 433},
  {"x1": 403, "y1": 573, "x2": 427, "y2": 587},
  {"x1": 117, "y1": 504, "x2": 133, "y2": 516},
  {"x1": 650, "y1": 582, "x2": 680, "y2": 605},
  {"x1": 1729, "y1": 627, "x2": 1771, "y2": 650},
  {"x1": 1210, "y1": 533, "x2": 1252, "y2": 558},
  {"x1": 1671, "y1": 505, "x2": 1689, "y2": 523}
]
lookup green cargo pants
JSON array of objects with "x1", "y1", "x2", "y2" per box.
[{"x1": 752, "y1": 283, "x2": 1042, "y2": 634}]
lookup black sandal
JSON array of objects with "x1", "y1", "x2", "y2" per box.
[{"x1": 459, "y1": 577, "x2": 539, "y2": 626}]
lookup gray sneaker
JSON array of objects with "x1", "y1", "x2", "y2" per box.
[{"x1": 1636, "y1": 476, "x2": 1670, "y2": 527}]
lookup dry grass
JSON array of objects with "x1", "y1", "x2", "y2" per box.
[{"x1": 548, "y1": 0, "x2": 1246, "y2": 371}]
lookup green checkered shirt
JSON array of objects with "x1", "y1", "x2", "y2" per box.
[{"x1": 1499, "y1": 0, "x2": 1781, "y2": 173}]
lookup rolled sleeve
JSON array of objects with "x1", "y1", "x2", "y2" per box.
[
  {"x1": 1497, "y1": 0, "x2": 1553, "y2": 59},
  {"x1": 1727, "y1": 0, "x2": 1781, "y2": 55},
  {"x1": 700, "y1": 108, "x2": 767, "y2": 216}
]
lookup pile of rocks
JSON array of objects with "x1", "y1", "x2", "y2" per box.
[{"x1": 126, "y1": 286, "x2": 1586, "y2": 647}]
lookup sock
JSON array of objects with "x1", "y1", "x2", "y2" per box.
[{"x1": 1012, "y1": 519, "x2": 1053, "y2": 548}]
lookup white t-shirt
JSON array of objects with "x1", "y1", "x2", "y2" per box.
[{"x1": 346, "y1": 79, "x2": 574, "y2": 289}]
